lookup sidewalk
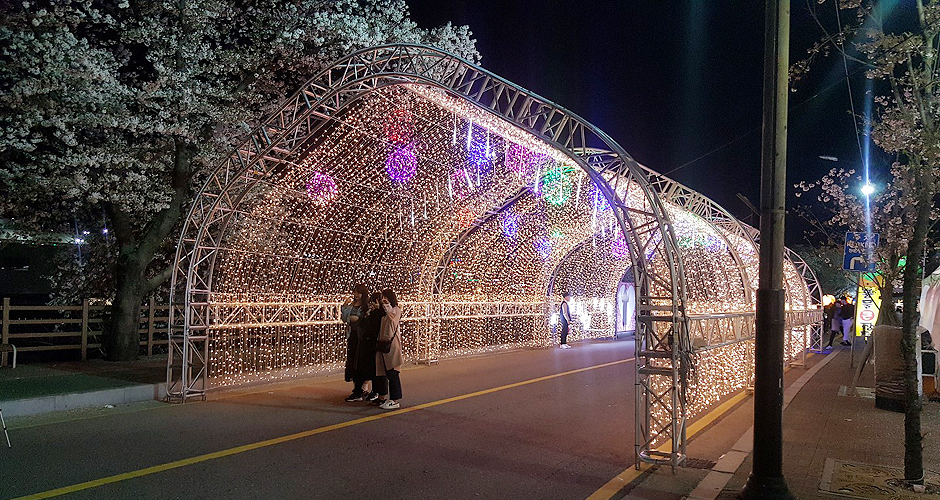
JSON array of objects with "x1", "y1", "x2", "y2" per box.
[
  {"x1": 0, "y1": 356, "x2": 167, "y2": 417},
  {"x1": 712, "y1": 345, "x2": 940, "y2": 499},
  {"x1": 615, "y1": 345, "x2": 940, "y2": 500}
]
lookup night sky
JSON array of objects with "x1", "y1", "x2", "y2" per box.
[{"x1": 407, "y1": 1, "x2": 878, "y2": 245}]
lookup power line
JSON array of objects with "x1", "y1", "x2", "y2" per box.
[{"x1": 661, "y1": 14, "x2": 935, "y2": 177}]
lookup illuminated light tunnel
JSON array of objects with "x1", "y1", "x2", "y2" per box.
[{"x1": 166, "y1": 44, "x2": 823, "y2": 466}]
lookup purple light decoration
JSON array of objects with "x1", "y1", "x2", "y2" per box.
[
  {"x1": 505, "y1": 143, "x2": 548, "y2": 175},
  {"x1": 385, "y1": 144, "x2": 417, "y2": 184},
  {"x1": 466, "y1": 123, "x2": 490, "y2": 167},
  {"x1": 304, "y1": 172, "x2": 338, "y2": 206},
  {"x1": 501, "y1": 211, "x2": 519, "y2": 239},
  {"x1": 589, "y1": 183, "x2": 611, "y2": 211},
  {"x1": 534, "y1": 236, "x2": 551, "y2": 260},
  {"x1": 611, "y1": 233, "x2": 629, "y2": 259}
]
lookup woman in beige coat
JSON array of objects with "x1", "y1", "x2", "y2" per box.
[{"x1": 375, "y1": 288, "x2": 403, "y2": 410}]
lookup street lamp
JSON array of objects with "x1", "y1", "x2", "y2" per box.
[{"x1": 861, "y1": 183, "x2": 875, "y2": 196}]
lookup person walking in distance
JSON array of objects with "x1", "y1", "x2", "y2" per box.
[
  {"x1": 559, "y1": 292, "x2": 572, "y2": 349},
  {"x1": 840, "y1": 297, "x2": 855, "y2": 346},
  {"x1": 375, "y1": 288, "x2": 404, "y2": 410},
  {"x1": 825, "y1": 297, "x2": 844, "y2": 349}
]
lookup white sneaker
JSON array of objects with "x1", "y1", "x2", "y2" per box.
[
  {"x1": 561, "y1": 344, "x2": 571, "y2": 349},
  {"x1": 379, "y1": 399, "x2": 400, "y2": 410}
]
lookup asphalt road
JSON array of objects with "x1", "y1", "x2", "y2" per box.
[{"x1": 1, "y1": 339, "x2": 637, "y2": 500}]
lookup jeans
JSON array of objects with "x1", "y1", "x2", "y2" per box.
[
  {"x1": 375, "y1": 370, "x2": 402, "y2": 400},
  {"x1": 560, "y1": 321, "x2": 569, "y2": 345},
  {"x1": 842, "y1": 319, "x2": 854, "y2": 342},
  {"x1": 386, "y1": 369, "x2": 402, "y2": 400}
]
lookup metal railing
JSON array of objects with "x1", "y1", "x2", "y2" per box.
[{"x1": 0, "y1": 297, "x2": 173, "y2": 364}]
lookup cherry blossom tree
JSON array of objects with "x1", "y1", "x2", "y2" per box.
[
  {"x1": 795, "y1": 0, "x2": 940, "y2": 484},
  {"x1": 0, "y1": 0, "x2": 478, "y2": 361}
]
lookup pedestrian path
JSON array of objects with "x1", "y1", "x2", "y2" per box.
[{"x1": 605, "y1": 343, "x2": 940, "y2": 500}]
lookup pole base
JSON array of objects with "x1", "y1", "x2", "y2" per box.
[{"x1": 739, "y1": 474, "x2": 795, "y2": 500}]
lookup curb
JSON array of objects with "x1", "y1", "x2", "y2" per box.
[
  {"x1": 684, "y1": 350, "x2": 841, "y2": 500},
  {"x1": 0, "y1": 383, "x2": 167, "y2": 417}
]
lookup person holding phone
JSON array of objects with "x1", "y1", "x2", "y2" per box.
[
  {"x1": 342, "y1": 284, "x2": 370, "y2": 402},
  {"x1": 357, "y1": 292, "x2": 385, "y2": 403},
  {"x1": 374, "y1": 288, "x2": 403, "y2": 410}
]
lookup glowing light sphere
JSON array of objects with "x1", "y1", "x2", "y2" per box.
[
  {"x1": 456, "y1": 206, "x2": 476, "y2": 227},
  {"x1": 540, "y1": 163, "x2": 574, "y2": 207},
  {"x1": 385, "y1": 144, "x2": 417, "y2": 184},
  {"x1": 501, "y1": 211, "x2": 519, "y2": 239},
  {"x1": 304, "y1": 172, "x2": 339, "y2": 206},
  {"x1": 466, "y1": 124, "x2": 491, "y2": 167},
  {"x1": 384, "y1": 108, "x2": 415, "y2": 144},
  {"x1": 535, "y1": 236, "x2": 551, "y2": 260},
  {"x1": 505, "y1": 143, "x2": 549, "y2": 174},
  {"x1": 611, "y1": 233, "x2": 629, "y2": 259}
]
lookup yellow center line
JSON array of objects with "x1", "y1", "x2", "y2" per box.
[
  {"x1": 584, "y1": 390, "x2": 750, "y2": 500},
  {"x1": 586, "y1": 353, "x2": 819, "y2": 500},
  {"x1": 12, "y1": 357, "x2": 635, "y2": 500}
]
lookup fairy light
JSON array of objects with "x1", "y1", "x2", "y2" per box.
[
  {"x1": 197, "y1": 83, "x2": 817, "y2": 396},
  {"x1": 385, "y1": 143, "x2": 417, "y2": 184},
  {"x1": 304, "y1": 172, "x2": 339, "y2": 206}
]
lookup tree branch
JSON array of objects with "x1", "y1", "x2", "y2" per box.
[
  {"x1": 143, "y1": 264, "x2": 173, "y2": 294},
  {"x1": 139, "y1": 138, "x2": 193, "y2": 259}
]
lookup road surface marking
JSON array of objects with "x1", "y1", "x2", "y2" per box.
[
  {"x1": 585, "y1": 390, "x2": 750, "y2": 500},
  {"x1": 588, "y1": 352, "x2": 827, "y2": 500},
  {"x1": 12, "y1": 357, "x2": 635, "y2": 500}
]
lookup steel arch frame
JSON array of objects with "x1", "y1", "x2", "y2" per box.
[{"x1": 166, "y1": 44, "x2": 691, "y2": 466}]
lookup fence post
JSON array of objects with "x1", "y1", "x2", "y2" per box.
[
  {"x1": 81, "y1": 299, "x2": 89, "y2": 361},
  {"x1": 1, "y1": 298, "x2": 9, "y2": 366},
  {"x1": 147, "y1": 297, "x2": 155, "y2": 356}
]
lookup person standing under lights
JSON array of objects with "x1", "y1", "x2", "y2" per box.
[
  {"x1": 560, "y1": 292, "x2": 572, "y2": 349},
  {"x1": 375, "y1": 289, "x2": 404, "y2": 410},
  {"x1": 343, "y1": 284, "x2": 370, "y2": 402}
]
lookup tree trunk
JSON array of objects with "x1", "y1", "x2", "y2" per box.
[
  {"x1": 102, "y1": 141, "x2": 193, "y2": 361},
  {"x1": 901, "y1": 189, "x2": 931, "y2": 484},
  {"x1": 106, "y1": 247, "x2": 148, "y2": 361}
]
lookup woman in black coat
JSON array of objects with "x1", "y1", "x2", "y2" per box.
[{"x1": 356, "y1": 292, "x2": 386, "y2": 402}]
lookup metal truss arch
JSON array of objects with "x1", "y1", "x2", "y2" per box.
[{"x1": 168, "y1": 43, "x2": 695, "y2": 467}]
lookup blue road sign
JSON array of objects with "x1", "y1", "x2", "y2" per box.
[{"x1": 843, "y1": 232, "x2": 879, "y2": 272}]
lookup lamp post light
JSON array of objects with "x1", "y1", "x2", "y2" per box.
[{"x1": 861, "y1": 183, "x2": 875, "y2": 196}]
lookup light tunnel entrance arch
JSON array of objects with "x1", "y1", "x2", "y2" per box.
[{"x1": 167, "y1": 44, "x2": 822, "y2": 467}]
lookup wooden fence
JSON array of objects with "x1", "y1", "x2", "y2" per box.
[{"x1": 0, "y1": 297, "x2": 173, "y2": 362}]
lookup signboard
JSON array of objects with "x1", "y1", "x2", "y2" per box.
[
  {"x1": 855, "y1": 272, "x2": 884, "y2": 338},
  {"x1": 843, "y1": 232, "x2": 879, "y2": 272}
]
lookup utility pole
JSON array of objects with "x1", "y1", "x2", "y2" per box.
[{"x1": 740, "y1": 0, "x2": 794, "y2": 499}]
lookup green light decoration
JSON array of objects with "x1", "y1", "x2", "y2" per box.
[
  {"x1": 540, "y1": 162, "x2": 575, "y2": 207},
  {"x1": 550, "y1": 229, "x2": 564, "y2": 239}
]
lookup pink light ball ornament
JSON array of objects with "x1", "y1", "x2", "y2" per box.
[
  {"x1": 385, "y1": 144, "x2": 417, "y2": 184},
  {"x1": 505, "y1": 143, "x2": 549, "y2": 175},
  {"x1": 383, "y1": 109, "x2": 415, "y2": 144},
  {"x1": 304, "y1": 172, "x2": 339, "y2": 206}
]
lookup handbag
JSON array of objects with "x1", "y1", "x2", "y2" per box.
[{"x1": 376, "y1": 333, "x2": 396, "y2": 354}]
